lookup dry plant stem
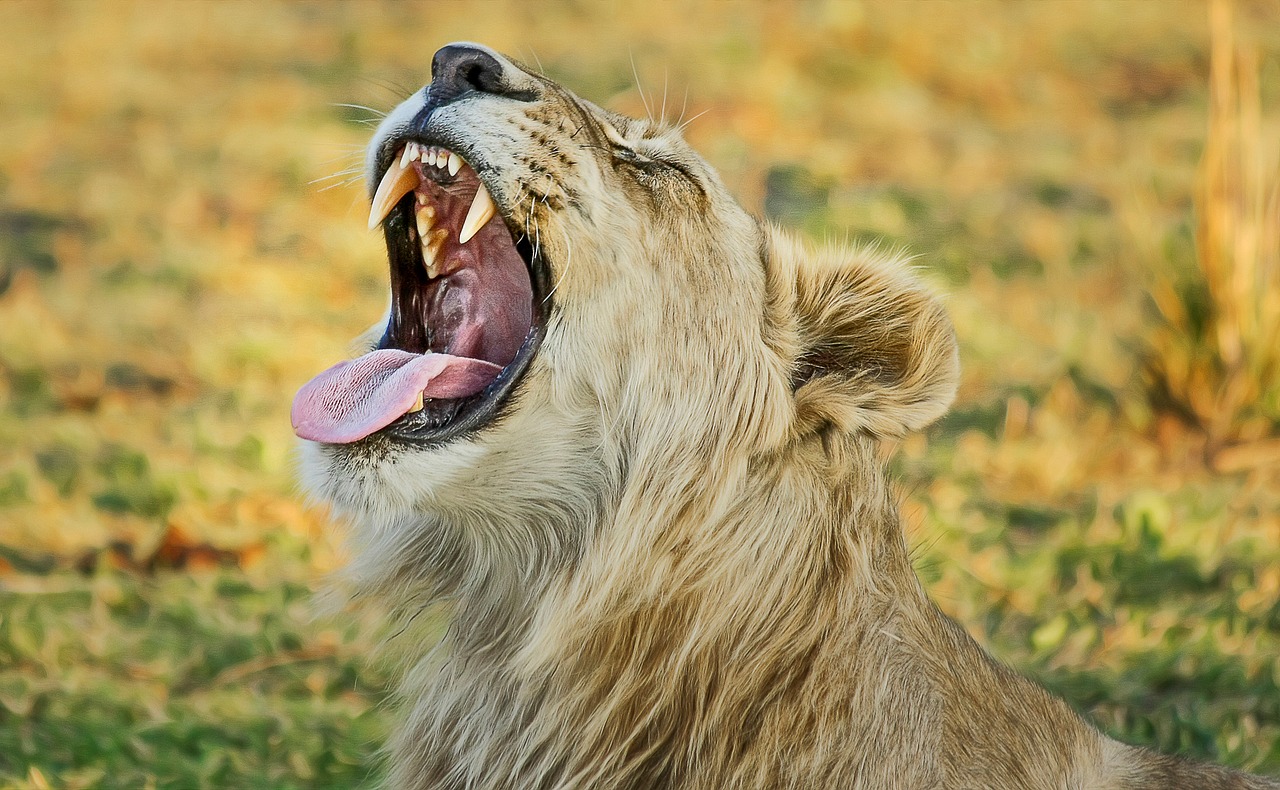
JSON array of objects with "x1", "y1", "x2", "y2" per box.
[
  {"x1": 1144, "y1": 0, "x2": 1280, "y2": 454},
  {"x1": 1192, "y1": 0, "x2": 1280, "y2": 446}
]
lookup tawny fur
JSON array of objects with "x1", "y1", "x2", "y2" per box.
[{"x1": 301, "y1": 44, "x2": 1279, "y2": 790}]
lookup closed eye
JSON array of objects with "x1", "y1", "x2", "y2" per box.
[
  {"x1": 598, "y1": 119, "x2": 704, "y2": 194},
  {"x1": 612, "y1": 146, "x2": 703, "y2": 195},
  {"x1": 612, "y1": 146, "x2": 664, "y2": 174}
]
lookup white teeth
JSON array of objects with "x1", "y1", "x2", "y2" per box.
[
  {"x1": 458, "y1": 182, "x2": 496, "y2": 244},
  {"x1": 407, "y1": 392, "x2": 425, "y2": 413},
  {"x1": 415, "y1": 203, "x2": 436, "y2": 274},
  {"x1": 368, "y1": 151, "x2": 419, "y2": 230},
  {"x1": 374, "y1": 144, "x2": 489, "y2": 247},
  {"x1": 421, "y1": 228, "x2": 447, "y2": 278},
  {"x1": 415, "y1": 202, "x2": 435, "y2": 240}
]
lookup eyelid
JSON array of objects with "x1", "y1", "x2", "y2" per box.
[
  {"x1": 600, "y1": 122, "x2": 659, "y2": 164},
  {"x1": 600, "y1": 121, "x2": 632, "y2": 149},
  {"x1": 613, "y1": 147, "x2": 648, "y2": 163},
  {"x1": 602, "y1": 125, "x2": 699, "y2": 187}
]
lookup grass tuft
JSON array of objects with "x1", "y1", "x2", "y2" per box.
[{"x1": 1142, "y1": 0, "x2": 1280, "y2": 456}]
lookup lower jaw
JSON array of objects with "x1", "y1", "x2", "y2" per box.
[{"x1": 380, "y1": 320, "x2": 545, "y2": 446}]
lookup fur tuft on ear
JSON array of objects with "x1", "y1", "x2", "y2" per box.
[{"x1": 764, "y1": 226, "x2": 959, "y2": 438}]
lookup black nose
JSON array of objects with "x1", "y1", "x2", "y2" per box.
[{"x1": 430, "y1": 44, "x2": 527, "y2": 105}]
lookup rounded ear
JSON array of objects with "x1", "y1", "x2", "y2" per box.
[{"x1": 763, "y1": 226, "x2": 959, "y2": 438}]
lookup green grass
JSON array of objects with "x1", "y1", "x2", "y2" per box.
[
  {"x1": 0, "y1": 0, "x2": 1277, "y2": 785},
  {"x1": 0, "y1": 554, "x2": 388, "y2": 789}
]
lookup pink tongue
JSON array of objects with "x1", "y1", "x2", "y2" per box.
[{"x1": 291, "y1": 349, "x2": 502, "y2": 443}]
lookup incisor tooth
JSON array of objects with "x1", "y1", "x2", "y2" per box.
[
  {"x1": 399, "y1": 145, "x2": 414, "y2": 169},
  {"x1": 368, "y1": 155, "x2": 419, "y2": 230},
  {"x1": 458, "y1": 182, "x2": 496, "y2": 244},
  {"x1": 447, "y1": 154, "x2": 462, "y2": 177},
  {"x1": 427, "y1": 149, "x2": 438, "y2": 167},
  {"x1": 437, "y1": 152, "x2": 449, "y2": 170}
]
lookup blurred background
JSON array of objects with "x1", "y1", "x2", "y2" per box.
[{"x1": 1, "y1": 0, "x2": 1277, "y2": 787}]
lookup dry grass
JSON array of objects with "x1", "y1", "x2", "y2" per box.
[
  {"x1": 1144, "y1": 0, "x2": 1280, "y2": 456},
  {"x1": 0, "y1": 1, "x2": 1277, "y2": 786}
]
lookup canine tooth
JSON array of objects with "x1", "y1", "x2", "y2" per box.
[
  {"x1": 399, "y1": 145, "x2": 414, "y2": 168},
  {"x1": 447, "y1": 154, "x2": 462, "y2": 177},
  {"x1": 407, "y1": 392, "x2": 424, "y2": 413},
  {"x1": 458, "y1": 182, "x2": 496, "y2": 244},
  {"x1": 368, "y1": 155, "x2": 419, "y2": 230}
]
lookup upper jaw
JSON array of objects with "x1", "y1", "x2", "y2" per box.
[
  {"x1": 367, "y1": 141, "x2": 503, "y2": 268},
  {"x1": 368, "y1": 100, "x2": 506, "y2": 212}
]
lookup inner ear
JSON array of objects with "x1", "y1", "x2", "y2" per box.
[
  {"x1": 790, "y1": 307, "x2": 916, "y2": 392},
  {"x1": 765, "y1": 227, "x2": 960, "y2": 439}
]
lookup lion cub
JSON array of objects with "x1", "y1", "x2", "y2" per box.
[{"x1": 296, "y1": 43, "x2": 1279, "y2": 789}]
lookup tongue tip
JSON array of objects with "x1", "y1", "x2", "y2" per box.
[
  {"x1": 292, "y1": 410, "x2": 394, "y2": 444},
  {"x1": 290, "y1": 351, "x2": 506, "y2": 445},
  {"x1": 291, "y1": 381, "x2": 410, "y2": 445}
]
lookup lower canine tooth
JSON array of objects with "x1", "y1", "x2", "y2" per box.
[
  {"x1": 407, "y1": 392, "x2": 425, "y2": 413},
  {"x1": 458, "y1": 182, "x2": 496, "y2": 244}
]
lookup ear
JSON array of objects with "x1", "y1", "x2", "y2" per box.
[{"x1": 763, "y1": 226, "x2": 959, "y2": 438}]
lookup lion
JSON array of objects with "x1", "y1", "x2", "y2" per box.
[{"x1": 294, "y1": 43, "x2": 1279, "y2": 789}]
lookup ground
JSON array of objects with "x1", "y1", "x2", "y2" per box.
[{"x1": 0, "y1": 2, "x2": 1277, "y2": 787}]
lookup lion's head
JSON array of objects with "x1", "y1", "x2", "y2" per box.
[{"x1": 295, "y1": 42, "x2": 958, "y2": 608}]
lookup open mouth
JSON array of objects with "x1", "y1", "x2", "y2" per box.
[{"x1": 291, "y1": 141, "x2": 548, "y2": 445}]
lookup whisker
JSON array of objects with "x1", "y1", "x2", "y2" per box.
[
  {"x1": 332, "y1": 102, "x2": 387, "y2": 118},
  {"x1": 315, "y1": 174, "x2": 366, "y2": 193},
  {"x1": 361, "y1": 76, "x2": 417, "y2": 99},
  {"x1": 545, "y1": 199, "x2": 571, "y2": 304},
  {"x1": 629, "y1": 50, "x2": 653, "y2": 123},
  {"x1": 309, "y1": 167, "x2": 366, "y2": 185},
  {"x1": 312, "y1": 152, "x2": 366, "y2": 167},
  {"x1": 676, "y1": 108, "x2": 711, "y2": 134},
  {"x1": 522, "y1": 46, "x2": 546, "y2": 77},
  {"x1": 659, "y1": 69, "x2": 669, "y2": 125}
]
